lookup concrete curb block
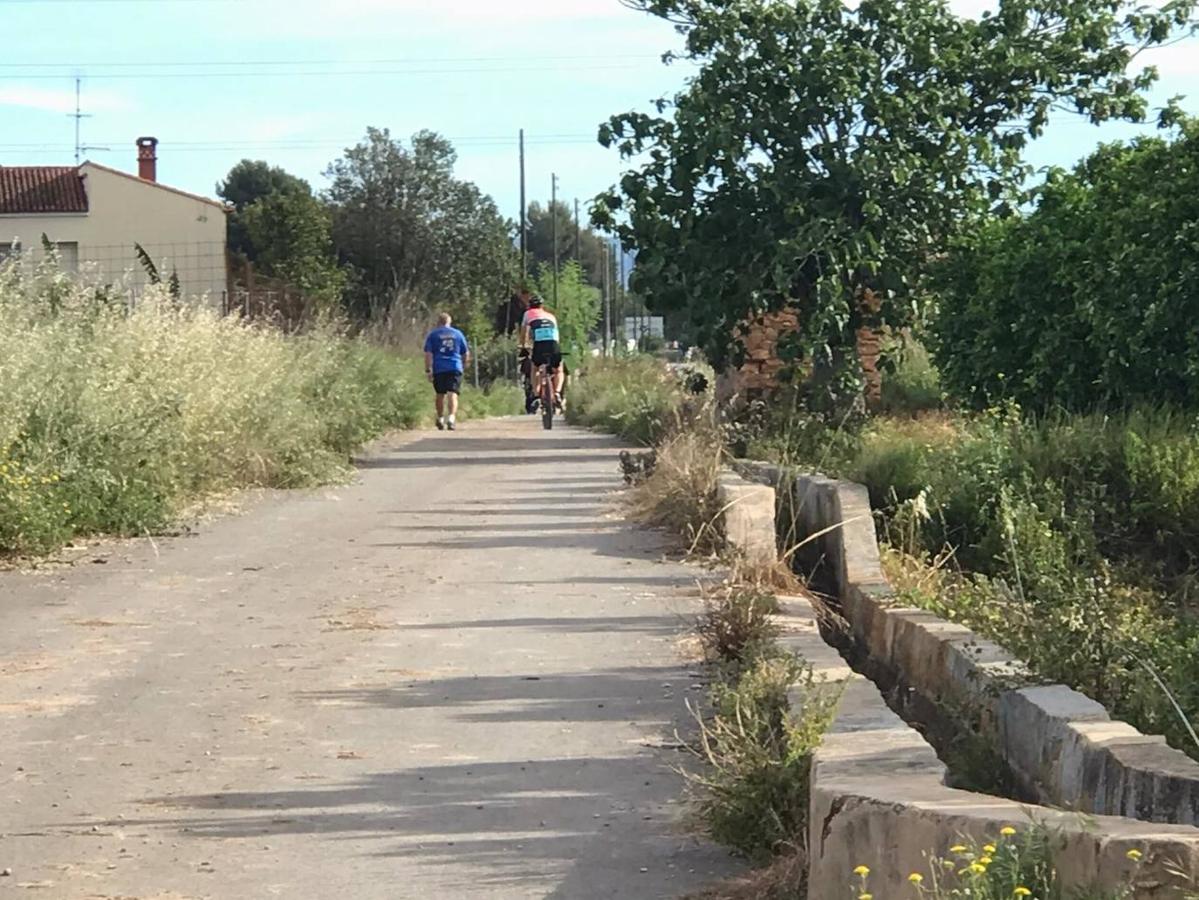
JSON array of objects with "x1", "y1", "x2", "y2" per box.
[
  {"x1": 715, "y1": 470, "x2": 777, "y2": 566},
  {"x1": 774, "y1": 595, "x2": 1199, "y2": 899},
  {"x1": 742, "y1": 461, "x2": 1199, "y2": 827}
]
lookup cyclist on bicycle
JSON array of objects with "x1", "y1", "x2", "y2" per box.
[{"x1": 519, "y1": 296, "x2": 564, "y2": 411}]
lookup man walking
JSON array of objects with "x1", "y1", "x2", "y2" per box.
[{"x1": 423, "y1": 313, "x2": 470, "y2": 431}]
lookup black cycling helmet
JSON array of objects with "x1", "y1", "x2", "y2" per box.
[{"x1": 529, "y1": 296, "x2": 544, "y2": 308}]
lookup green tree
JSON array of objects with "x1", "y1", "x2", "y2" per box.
[
  {"x1": 596, "y1": 0, "x2": 1194, "y2": 403},
  {"x1": 533, "y1": 260, "x2": 602, "y2": 367},
  {"x1": 325, "y1": 128, "x2": 517, "y2": 328},
  {"x1": 934, "y1": 120, "x2": 1199, "y2": 410},
  {"x1": 526, "y1": 201, "x2": 608, "y2": 288},
  {"x1": 217, "y1": 160, "x2": 312, "y2": 260},
  {"x1": 240, "y1": 190, "x2": 346, "y2": 308}
]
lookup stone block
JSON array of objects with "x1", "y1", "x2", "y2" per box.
[{"x1": 716, "y1": 471, "x2": 777, "y2": 567}]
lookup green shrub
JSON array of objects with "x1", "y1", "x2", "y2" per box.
[
  {"x1": 459, "y1": 380, "x2": 523, "y2": 419},
  {"x1": 696, "y1": 586, "x2": 782, "y2": 666},
  {"x1": 690, "y1": 652, "x2": 839, "y2": 860},
  {"x1": 880, "y1": 335, "x2": 942, "y2": 415},
  {"x1": 469, "y1": 333, "x2": 520, "y2": 388},
  {"x1": 567, "y1": 356, "x2": 690, "y2": 445}
]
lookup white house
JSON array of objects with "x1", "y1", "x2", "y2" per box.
[{"x1": 0, "y1": 138, "x2": 228, "y2": 303}]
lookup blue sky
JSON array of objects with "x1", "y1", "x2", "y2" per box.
[{"x1": 1, "y1": 0, "x2": 1197, "y2": 221}]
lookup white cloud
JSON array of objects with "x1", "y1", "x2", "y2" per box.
[{"x1": 0, "y1": 84, "x2": 131, "y2": 115}]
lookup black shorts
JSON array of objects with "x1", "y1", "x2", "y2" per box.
[
  {"x1": 433, "y1": 371, "x2": 462, "y2": 395},
  {"x1": 532, "y1": 341, "x2": 562, "y2": 370}
]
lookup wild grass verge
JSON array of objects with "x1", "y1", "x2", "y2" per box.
[
  {"x1": 626, "y1": 417, "x2": 727, "y2": 555},
  {"x1": 680, "y1": 583, "x2": 839, "y2": 900},
  {"x1": 755, "y1": 404, "x2": 1199, "y2": 761},
  {"x1": 567, "y1": 355, "x2": 708, "y2": 445},
  {"x1": 854, "y1": 826, "x2": 1168, "y2": 900},
  {"x1": 0, "y1": 261, "x2": 516, "y2": 556}
]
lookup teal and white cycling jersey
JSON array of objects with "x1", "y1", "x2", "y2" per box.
[{"x1": 522, "y1": 308, "x2": 560, "y2": 343}]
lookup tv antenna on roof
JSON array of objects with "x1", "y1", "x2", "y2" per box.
[{"x1": 69, "y1": 76, "x2": 109, "y2": 164}]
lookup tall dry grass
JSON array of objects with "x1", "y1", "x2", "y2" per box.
[{"x1": 0, "y1": 259, "x2": 514, "y2": 555}]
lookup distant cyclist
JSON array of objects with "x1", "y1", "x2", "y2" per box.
[{"x1": 519, "y1": 296, "x2": 564, "y2": 411}]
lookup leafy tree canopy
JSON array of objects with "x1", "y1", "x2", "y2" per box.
[
  {"x1": 217, "y1": 159, "x2": 311, "y2": 210},
  {"x1": 241, "y1": 190, "x2": 346, "y2": 308},
  {"x1": 218, "y1": 160, "x2": 313, "y2": 260},
  {"x1": 326, "y1": 128, "x2": 517, "y2": 332},
  {"x1": 934, "y1": 119, "x2": 1199, "y2": 410},
  {"x1": 525, "y1": 200, "x2": 608, "y2": 288},
  {"x1": 595, "y1": 0, "x2": 1196, "y2": 390}
]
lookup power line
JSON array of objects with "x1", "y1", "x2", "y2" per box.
[
  {"x1": 0, "y1": 0, "x2": 240, "y2": 4},
  {"x1": 0, "y1": 136, "x2": 599, "y2": 153},
  {"x1": 0, "y1": 53, "x2": 659, "y2": 69},
  {"x1": 0, "y1": 62, "x2": 645, "y2": 81},
  {"x1": 0, "y1": 134, "x2": 603, "y2": 159}
]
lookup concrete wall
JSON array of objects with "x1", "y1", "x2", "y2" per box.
[
  {"x1": 775, "y1": 594, "x2": 1199, "y2": 899},
  {"x1": 740, "y1": 462, "x2": 1199, "y2": 827},
  {"x1": 715, "y1": 472, "x2": 778, "y2": 566},
  {"x1": 0, "y1": 163, "x2": 227, "y2": 303}
]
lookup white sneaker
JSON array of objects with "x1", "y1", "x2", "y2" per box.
[{"x1": 436, "y1": 417, "x2": 446, "y2": 431}]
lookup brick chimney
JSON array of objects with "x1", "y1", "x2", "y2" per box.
[{"x1": 136, "y1": 136, "x2": 158, "y2": 182}]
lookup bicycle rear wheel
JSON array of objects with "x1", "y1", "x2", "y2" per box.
[{"x1": 541, "y1": 373, "x2": 554, "y2": 431}]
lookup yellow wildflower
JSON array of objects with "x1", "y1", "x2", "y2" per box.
[
  {"x1": 943, "y1": 861, "x2": 956, "y2": 870},
  {"x1": 949, "y1": 844, "x2": 968, "y2": 854},
  {"x1": 854, "y1": 866, "x2": 871, "y2": 877},
  {"x1": 983, "y1": 844, "x2": 997, "y2": 854},
  {"x1": 859, "y1": 895, "x2": 873, "y2": 900},
  {"x1": 970, "y1": 864, "x2": 987, "y2": 875},
  {"x1": 909, "y1": 873, "x2": 924, "y2": 884},
  {"x1": 980, "y1": 856, "x2": 994, "y2": 865},
  {"x1": 1014, "y1": 889, "x2": 1033, "y2": 897},
  {"x1": 1001, "y1": 827, "x2": 1018, "y2": 836},
  {"x1": 1126, "y1": 849, "x2": 1143, "y2": 861}
]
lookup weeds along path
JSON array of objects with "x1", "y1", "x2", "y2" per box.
[{"x1": 0, "y1": 419, "x2": 738, "y2": 899}]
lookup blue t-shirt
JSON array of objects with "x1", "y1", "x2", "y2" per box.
[{"x1": 424, "y1": 326, "x2": 469, "y2": 374}]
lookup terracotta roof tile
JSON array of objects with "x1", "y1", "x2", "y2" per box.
[{"x1": 0, "y1": 166, "x2": 88, "y2": 214}]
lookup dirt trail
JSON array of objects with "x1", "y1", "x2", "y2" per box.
[{"x1": 0, "y1": 419, "x2": 736, "y2": 899}]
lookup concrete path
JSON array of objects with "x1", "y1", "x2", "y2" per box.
[{"x1": 0, "y1": 420, "x2": 737, "y2": 899}]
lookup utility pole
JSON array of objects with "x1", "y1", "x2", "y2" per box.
[
  {"x1": 519, "y1": 129, "x2": 527, "y2": 283},
  {"x1": 550, "y1": 173, "x2": 559, "y2": 307},
  {"x1": 619, "y1": 247, "x2": 629, "y2": 351},
  {"x1": 601, "y1": 242, "x2": 610, "y2": 357},
  {"x1": 612, "y1": 240, "x2": 621, "y2": 353},
  {"x1": 575, "y1": 197, "x2": 585, "y2": 263}
]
